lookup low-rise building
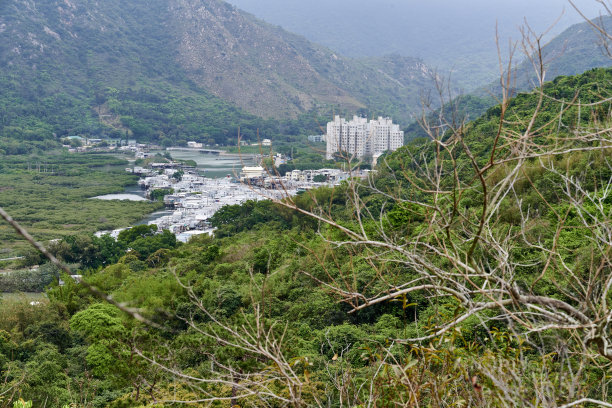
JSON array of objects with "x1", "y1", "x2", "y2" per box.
[
  {"x1": 273, "y1": 153, "x2": 287, "y2": 167},
  {"x1": 135, "y1": 151, "x2": 151, "y2": 159},
  {"x1": 308, "y1": 135, "x2": 325, "y2": 143}
]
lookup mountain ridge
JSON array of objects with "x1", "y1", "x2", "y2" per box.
[
  {"x1": 404, "y1": 16, "x2": 612, "y2": 141},
  {"x1": 0, "y1": 0, "x2": 438, "y2": 147}
]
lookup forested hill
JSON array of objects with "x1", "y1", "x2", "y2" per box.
[
  {"x1": 167, "y1": 0, "x2": 437, "y2": 121},
  {"x1": 472, "y1": 16, "x2": 612, "y2": 117},
  {"x1": 0, "y1": 0, "x2": 436, "y2": 150}
]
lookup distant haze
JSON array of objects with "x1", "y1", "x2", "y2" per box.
[{"x1": 226, "y1": 0, "x2": 606, "y2": 89}]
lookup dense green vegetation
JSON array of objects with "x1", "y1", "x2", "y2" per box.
[
  {"x1": 403, "y1": 94, "x2": 496, "y2": 141},
  {"x1": 0, "y1": 152, "x2": 162, "y2": 257},
  {"x1": 507, "y1": 16, "x2": 612, "y2": 96},
  {"x1": 2, "y1": 69, "x2": 612, "y2": 408},
  {"x1": 0, "y1": 264, "x2": 60, "y2": 293},
  {"x1": 0, "y1": 45, "x2": 306, "y2": 148},
  {"x1": 149, "y1": 189, "x2": 173, "y2": 202},
  {"x1": 274, "y1": 149, "x2": 336, "y2": 175}
]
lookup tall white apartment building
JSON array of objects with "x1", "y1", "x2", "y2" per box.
[{"x1": 326, "y1": 115, "x2": 404, "y2": 160}]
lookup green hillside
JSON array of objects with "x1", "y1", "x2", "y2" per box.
[
  {"x1": 0, "y1": 0, "x2": 438, "y2": 153},
  {"x1": 1, "y1": 67, "x2": 610, "y2": 406},
  {"x1": 509, "y1": 16, "x2": 612, "y2": 93},
  {"x1": 0, "y1": 0, "x2": 286, "y2": 149}
]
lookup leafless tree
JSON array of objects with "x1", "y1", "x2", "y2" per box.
[
  {"x1": 138, "y1": 6, "x2": 612, "y2": 404},
  {"x1": 260, "y1": 6, "x2": 612, "y2": 406}
]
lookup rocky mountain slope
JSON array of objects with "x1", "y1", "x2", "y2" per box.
[
  {"x1": 166, "y1": 0, "x2": 439, "y2": 121},
  {"x1": 0, "y1": 0, "x2": 437, "y2": 146}
]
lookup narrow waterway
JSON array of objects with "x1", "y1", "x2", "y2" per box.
[{"x1": 152, "y1": 150, "x2": 254, "y2": 178}]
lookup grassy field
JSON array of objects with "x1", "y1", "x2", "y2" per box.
[
  {"x1": 0, "y1": 292, "x2": 47, "y2": 303},
  {"x1": 0, "y1": 151, "x2": 163, "y2": 258}
]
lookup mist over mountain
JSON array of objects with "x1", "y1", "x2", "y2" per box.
[
  {"x1": 404, "y1": 15, "x2": 612, "y2": 141},
  {"x1": 511, "y1": 16, "x2": 612, "y2": 92},
  {"x1": 225, "y1": 0, "x2": 606, "y2": 90}
]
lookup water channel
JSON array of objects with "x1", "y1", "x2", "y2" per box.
[{"x1": 151, "y1": 149, "x2": 254, "y2": 178}]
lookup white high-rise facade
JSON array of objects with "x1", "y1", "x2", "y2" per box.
[{"x1": 326, "y1": 115, "x2": 404, "y2": 160}]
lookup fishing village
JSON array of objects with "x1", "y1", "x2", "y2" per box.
[{"x1": 94, "y1": 149, "x2": 371, "y2": 242}]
